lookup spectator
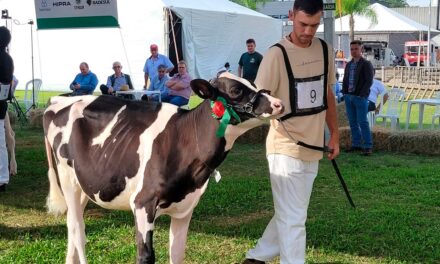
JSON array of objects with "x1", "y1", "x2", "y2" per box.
[
  {"x1": 238, "y1": 38, "x2": 263, "y2": 82},
  {"x1": 69, "y1": 62, "x2": 98, "y2": 96},
  {"x1": 334, "y1": 72, "x2": 343, "y2": 103},
  {"x1": 100, "y1": 61, "x2": 134, "y2": 96},
  {"x1": 368, "y1": 70, "x2": 388, "y2": 114},
  {"x1": 163, "y1": 60, "x2": 192, "y2": 107},
  {"x1": 143, "y1": 44, "x2": 174, "y2": 89},
  {"x1": 0, "y1": 26, "x2": 13, "y2": 192},
  {"x1": 242, "y1": 0, "x2": 339, "y2": 263},
  {"x1": 147, "y1": 64, "x2": 169, "y2": 102},
  {"x1": 342, "y1": 40, "x2": 374, "y2": 156}
]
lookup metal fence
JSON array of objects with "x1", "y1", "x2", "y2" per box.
[{"x1": 380, "y1": 66, "x2": 440, "y2": 101}]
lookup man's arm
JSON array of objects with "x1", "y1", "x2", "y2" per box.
[
  {"x1": 326, "y1": 86, "x2": 340, "y2": 160},
  {"x1": 237, "y1": 66, "x2": 242, "y2": 78},
  {"x1": 144, "y1": 73, "x2": 149, "y2": 89}
]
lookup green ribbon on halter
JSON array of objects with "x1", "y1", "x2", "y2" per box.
[{"x1": 210, "y1": 97, "x2": 241, "y2": 138}]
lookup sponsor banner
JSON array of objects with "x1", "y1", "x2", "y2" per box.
[{"x1": 35, "y1": 0, "x2": 119, "y2": 29}]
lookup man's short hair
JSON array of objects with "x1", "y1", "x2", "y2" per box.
[
  {"x1": 0, "y1": 26, "x2": 11, "y2": 48},
  {"x1": 293, "y1": 0, "x2": 323, "y2": 15},
  {"x1": 157, "y1": 64, "x2": 167, "y2": 71},
  {"x1": 178, "y1": 60, "x2": 187, "y2": 67},
  {"x1": 350, "y1": 40, "x2": 363, "y2": 46},
  {"x1": 246, "y1": 38, "x2": 255, "y2": 45}
]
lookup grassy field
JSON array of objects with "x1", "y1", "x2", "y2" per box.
[{"x1": 0, "y1": 126, "x2": 439, "y2": 263}]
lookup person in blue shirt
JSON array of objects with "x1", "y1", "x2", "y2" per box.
[
  {"x1": 143, "y1": 44, "x2": 174, "y2": 89},
  {"x1": 69, "y1": 62, "x2": 98, "y2": 96},
  {"x1": 147, "y1": 64, "x2": 169, "y2": 102},
  {"x1": 100, "y1": 61, "x2": 134, "y2": 95}
]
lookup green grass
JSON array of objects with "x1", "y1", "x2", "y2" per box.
[{"x1": 0, "y1": 127, "x2": 439, "y2": 263}]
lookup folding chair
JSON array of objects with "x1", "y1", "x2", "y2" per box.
[
  {"x1": 22, "y1": 79, "x2": 42, "y2": 113},
  {"x1": 375, "y1": 87, "x2": 405, "y2": 130},
  {"x1": 431, "y1": 92, "x2": 440, "y2": 129}
]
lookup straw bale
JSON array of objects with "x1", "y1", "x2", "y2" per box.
[
  {"x1": 7, "y1": 110, "x2": 17, "y2": 127},
  {"x1": 336, "y1": 102, "x2": 349, "y2": 127},
  {"x1": 28, "y1": 108, "x2": 45, "y2": 128}
]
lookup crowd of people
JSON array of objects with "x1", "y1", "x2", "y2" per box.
[{"x1": 65, "y1": 43, "x2": 193, "y2": 107}]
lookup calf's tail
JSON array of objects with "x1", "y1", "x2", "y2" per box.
[{"x1": 45, "y1": 137, "x2": 67, "y2": 215}]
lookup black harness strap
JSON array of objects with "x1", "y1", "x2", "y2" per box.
[{"x1": 274, "y1": 38, "x2": 329, "y2": 121}]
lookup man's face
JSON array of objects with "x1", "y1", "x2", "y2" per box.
[
  {"x1": 113, "y1": 64, "x2": 122, "y2": 74},
  {"x1": 178, "y1": 63, "x2": 186, "y2": 75},
  {"x1": 247, "y1": 43, "x2": 256, "y2": 53},
  {"x1": 289, "y1": 9, "x2": 322, "y2": 47},
  {"x1": 350, "y1": 44, "x2": 363, "y2": 59},
  {"x1": 80, "y1": 64, "x2": 89, "y2": 75},
  {"x1": 150, "y1": 47, "x2": 158, "y2": 57},
  {"x1": 158, "y1": 68, "x2": 165, "y2": 78}
]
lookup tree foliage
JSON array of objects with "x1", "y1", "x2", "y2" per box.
[
  {"x1": 336, "y1": 0, "x2": 378, "y2": 41},
  {"x1": 371, "y1": 0, "x2": 408, "y2": 8},
  {"x1": 231, "y1": 0, "x2": 268, "y2": 11}
]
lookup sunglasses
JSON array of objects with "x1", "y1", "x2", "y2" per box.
[{"x1": 113, "y1": 66, "x2": 121, "y2": 69}]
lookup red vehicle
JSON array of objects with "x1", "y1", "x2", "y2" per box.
[{"x1": 404, "y1": 41, "x2": 428, "y2": 66}]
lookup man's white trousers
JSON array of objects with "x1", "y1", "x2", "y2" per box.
[{"x1": 246, "y1": 154, "x2": 318, "y2": 264}]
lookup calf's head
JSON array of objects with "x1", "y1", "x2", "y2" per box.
[{"x1": 191, "y1": 72, "x2": 283, "y2": 124}]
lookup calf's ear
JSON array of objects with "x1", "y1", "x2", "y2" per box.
[{"x1": 191, "y1": 79, "x2": 215, "y2": 99}]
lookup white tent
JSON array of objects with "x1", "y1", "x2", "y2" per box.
[
  {"x1": 0, "y1": 0, "x2": 282, "y2": 91},
  {"x1": 318, "y1": 3, "x2": 435, "y2": 33}
]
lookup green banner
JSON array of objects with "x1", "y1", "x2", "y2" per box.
[{"x1": 37, "y1": 16, "x2": 119, "y2": 29}]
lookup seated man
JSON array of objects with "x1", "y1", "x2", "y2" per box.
[
  {"x1": 69, "y1": 62, "x2": 98, "y2": 96},
  {"x1": 100, "y1": 61, "x2": 134, "y2": 96},
  {"x1": 146, "y1": 64, "x2": 169, "y2": 102},
  {"x1": 368, "y1": 71, "x2": 389, "y2": 113},
  {"x1": 163, "y1": 60, "x2": 192, "y2": 107}
]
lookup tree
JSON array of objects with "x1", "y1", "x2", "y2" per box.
[
  {"x1": 336, "y1": 0, "x2": 378, "y2": 42},
  {"x1": 231, "y1": 0, "x2": 268, "y2": 11}
]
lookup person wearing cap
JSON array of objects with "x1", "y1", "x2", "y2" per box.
[
  {"x1": 100, "y1": 61, "x2": 134, "y2": 96},
  {"x1": 143, "y1": 44, "x2": 174, "y2": 89}
]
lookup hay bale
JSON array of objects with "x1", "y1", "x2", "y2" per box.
[
  {"x1": 7, "y1": 110, "x2": 17, "y2": 127},
  {"x1": 237, "y1": 124, "x2": 269, "y2": 144},
  {"x1": 336, "y1": 102, "x2": 349, "y2": 127},
  {"x1": 388, "y1": 130, "x2": 440, "y2": 155},
  {"x1": 28, "y1": 108, "x2": 45, "y2": 128}
]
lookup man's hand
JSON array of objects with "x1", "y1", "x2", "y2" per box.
[
  {"x1": 326, "y1": 135, "x2": 340, "y2": 160},
  {"x1": 108, "y1": 87, "x2": 114, "y2": 94}
]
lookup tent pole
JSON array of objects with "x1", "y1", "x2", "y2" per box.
[{"x1": 168, "y1": 9, "x2": 180, "y2": 63}]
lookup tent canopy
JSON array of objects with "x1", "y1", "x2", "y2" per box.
[
  {"x1": 1, "y1": 0, "x2": 282, "y2": 91},
  {"x1": 318, "y1": 3, "x2": 436, "y2": 33}
]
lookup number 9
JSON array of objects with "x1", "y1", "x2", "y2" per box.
[{"x1": 310, "y1": 89, "x2": 316, "y2": 103}]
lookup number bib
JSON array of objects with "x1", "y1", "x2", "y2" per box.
[
  {"x1": 295, "y1": 76, "x2": 325, "y2": 112},
  {"x1": 0, "y1": 84, "x2": 11, "y2": 101}
]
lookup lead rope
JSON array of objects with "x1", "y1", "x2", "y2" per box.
[{"x1": 278, "y1": 120, "x2": 356, "y2": 208}]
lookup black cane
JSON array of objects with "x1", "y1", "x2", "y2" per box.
[{"x1": 331, "y1": 159, "x2": 356, "y2": 208}]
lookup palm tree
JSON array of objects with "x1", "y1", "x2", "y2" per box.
[
  {"x1": 336, "y1": 0, "x2": 377, "y2": 42},
  {"x1": 231, "y1": 0, "x2": 268, "y2": 11}
]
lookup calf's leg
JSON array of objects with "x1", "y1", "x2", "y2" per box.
[
  {"x1": 60, "y1": 168, "x2": 88, "y2": 264},
  {"x1": 134, "y1": 205, "x2": 157, "y2": 264},
  {"x1": 169, "y1": 212, "x2": 193, "y2": 264}
]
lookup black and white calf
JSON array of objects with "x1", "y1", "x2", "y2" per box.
[{"x1": 43, "y1": 72, "x2": 283, "y2": 264}]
